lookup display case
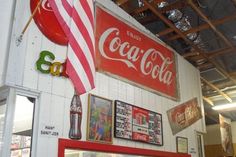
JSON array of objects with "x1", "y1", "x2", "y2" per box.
[{"x1": 58, "y1": 139, "x2": 190, "y2": 157}]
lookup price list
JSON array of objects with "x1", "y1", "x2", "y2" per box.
[
  {"x1": 114, "y1": 100, "x2": 163, "y2": 146},
  {"x1": 115, "y1": 101, "x2": 132, "y2": 139}
]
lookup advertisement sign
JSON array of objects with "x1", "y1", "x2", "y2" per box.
[
  {"x1": 30, "y1": 0, "x2": 68, "y2": 45},
  {"x1": 167, "y1": 98, "x2": 202, "y2": 135},
  {"x1": 219, "y1": 114, "x2": 234, "y2": 155},
  {"x1": 114, "y1": 100, "x2": 163, "y2": 145},
  {"x1": 95, "y1": 5, "x2": 178, "y2": 100}
]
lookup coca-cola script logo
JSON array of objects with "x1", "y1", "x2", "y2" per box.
[
  {"x1": 30, "y1": 0, "x2": 68, "y2": 45},
  {"x1": 42, "y1": 0, "x2": 53, "y2": 11},
  {"x1": 98, "y1": 28, "x2": 174, "y2": 85},
  {"x1": 176, "y1": 112, "x2": 186, "y2": 125},
  {"x1": 96, "y1": 6, "x2": 177, "y2": 99}
]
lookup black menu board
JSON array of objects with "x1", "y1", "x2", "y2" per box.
[{"x1": 114, "y1": 100, "x2": 163, "y2": 146}]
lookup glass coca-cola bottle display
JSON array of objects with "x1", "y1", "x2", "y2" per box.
[{"x1": 69, "y1": 94, "x2": 82, "y2": 140}]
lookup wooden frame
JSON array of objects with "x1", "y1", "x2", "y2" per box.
[
  {"x1": 176, "y1": 136, "x2": 188, "y2": 154},
  {"x1": 87, "y1": 94, "x2": 113, "y2": 144},
  {"x1": 58, "y1": 139, "x2": 191, "y2": 157}
]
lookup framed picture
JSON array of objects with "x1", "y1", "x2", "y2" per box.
[
  {"x1": 114, "y1": 100, "x2": 163, "y2": 146},
  {"x1": 87, "y1": 94, "x2": 113, "y2": 144},
  {"x1": 176, "y1": 136, "x2": 188, "y2": 153}
]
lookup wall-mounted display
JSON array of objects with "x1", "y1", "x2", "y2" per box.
[
  {"x1": 87, "y1": 94, "x2": 113, "y2": 144},
  {"x1": 167, "y1": 98, "x2": 202, "y2": 135},
  {"x1": 30, "y1": 0, "x2": 68, "y2": 45},
  {"x1": 95, "y1": 4, "x2": 179, "y2": 101},
  {"x1": 114, "y1": 100, "x2": 163, "y2": 146},
  {"x1": 176, "y1": 136, "x2": 188, "y2": 154},
  {"x1": 69, "y1": 94, "x2": 82, "y2": 140}
]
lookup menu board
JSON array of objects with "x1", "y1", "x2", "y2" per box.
[{"x1": 114, "y1": 100, "x2": 163, "y2": 146}]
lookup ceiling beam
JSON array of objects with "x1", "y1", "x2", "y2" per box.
[
  {"x1": 157, "y1": 28, "x2": 174, "y2": 36},
  {"x1": 182, "y1": 51, "x2": 200, "y2": 58},
  {"x1": 208, "y1": 46, "x2": 235, "y2": 58},
  {"x1": 131, "y1": 0, "x2": 188, "y2": 15},
  {"x1": 131, "y1": 5, "x2": 149, "y2": 16},
  {"x1": 203, "y1": 96, "x2": 214, "y2": 106},
  {"x1": 197, "y1": 62, "x2": 213, "y2": 70},
  {"x1": 184, "y1": 46, "x2": 235, "y2": 59},
  {"x1": 187, "y1": 0, "x2": 234, "y2": 49},
  {"x1": 115, "y1": 0, "x2": 129, "y2": 6},
  {"x1": 143, "y1": 0, "x2": 236, "y2": 101},
  {"x1": 138, "y1": 15, "x2": 159, "y2": 25},
  {"x1": 201, "y1": 77, "x2": 232, "y2": 103},
  {"x1": 167, "y1": 13, "x2": 236, "y2": 41},
  {"x1": 160, "y1": 0, "x2": 189, "y2": 13}
]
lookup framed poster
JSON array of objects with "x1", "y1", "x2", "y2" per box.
[
  {"x1": 87, "y1": 94, "x2": 113, "y2": 144},
  {"x1": 114, "y1": 100, "x2": 163, "y2": 146},
  {"x1": 176, "y1": 137, "x2": 188, "y2": 153}
]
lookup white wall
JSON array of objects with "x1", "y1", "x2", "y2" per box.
[
  {"x1": 3, "y1": 0, "x2": 205, "y2": 157},
  {"x1": 0, "y1": 0, "x2": 15, "y2": 86}
]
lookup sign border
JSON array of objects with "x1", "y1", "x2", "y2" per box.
[
  {"x1": 95, "y1": 3, "x2": 180, "y2": 101},
  {"x1": 114, "y1": 100, "x2": 163, "y2": 146}
]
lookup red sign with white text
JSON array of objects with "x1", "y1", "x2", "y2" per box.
[
  {"x1": 132, "y1": 107, "x2": 149, "y2": 142},
  {"x1": 167, "y1": 98, "x2": 202, "y2": 135},
  {"x1": 30, "y1": 0, "x2": 68, "y2": 45},
  {"x1": 95, "y1": 6, "x2": 178, "y2": 100}
]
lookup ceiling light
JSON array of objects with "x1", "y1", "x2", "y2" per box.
[{"x1": 212, "y1": 102, "x2": 236, "y2": 111}]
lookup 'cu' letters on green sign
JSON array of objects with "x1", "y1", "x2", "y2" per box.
[{"x1": 36, "y1": 50, "x2": 68, "y2": 77}]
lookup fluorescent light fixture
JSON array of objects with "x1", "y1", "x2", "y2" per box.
[{"x1": 212, "y1": 102, "x2": 236, "y2": 111}]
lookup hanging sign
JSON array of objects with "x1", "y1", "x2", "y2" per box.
[
  {"x1": 30, "y1": 0, "x2": 68, "y2": 45},
  {"x1": 167, "y1": 98, "x2": 202, "y2": 135},
  {"x1": 95, "y1": 6, "x2": 178, "y2": 100}
]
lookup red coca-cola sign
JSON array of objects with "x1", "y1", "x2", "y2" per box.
[
  {"x1": 30, "y1": 0, "x2": 68, "y2": 45},
  {"x1": 167, "y1": 98, "x2": 202, "y2": 135},
  {"x1": 95, "y1": 6, "x2": 178, "y2": 100}
]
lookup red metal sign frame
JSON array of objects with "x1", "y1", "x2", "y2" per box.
[
  {"x1": 95, "y1": 5, "x2": 179, "y2": 100},
  {"x1": 58, "y1": 139, "x2": 190, "y2": 157}
]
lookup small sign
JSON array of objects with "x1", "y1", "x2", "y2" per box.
[
  {"x1": 167, "y1": 98, "x2": 202, "y2": 135},
  {"x1": 176, "y1": 136, "x2": 188, "y2": 154},
  {"x1": 40, "y1": 124, "x2": 60, "y2": 138}
]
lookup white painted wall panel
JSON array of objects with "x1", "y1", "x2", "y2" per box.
[
  {"x1": 3, "y1": 0, "x2": 205, "y2": 157},
  {"x1": 0, "y1": 0, "x2": 15, "y2": 86}
]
